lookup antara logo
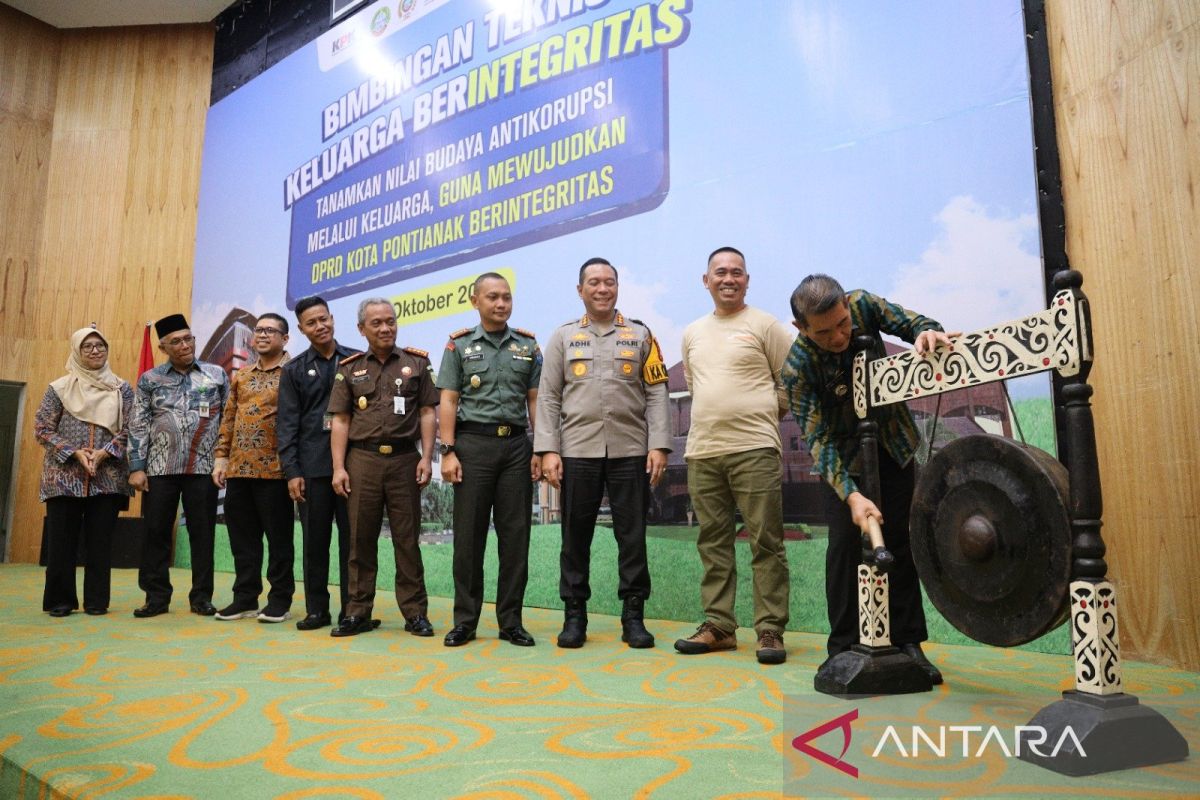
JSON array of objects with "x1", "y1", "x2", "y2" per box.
[
  {"x1": 792, "y1": 709, "x2": 859, "y2": 778},
  {"x1": 792, "y1": 710, "x2": 1087, "y2": 778},
  {"x1": 871, "y1": 725, "x2": 1087, "y2": 759}
]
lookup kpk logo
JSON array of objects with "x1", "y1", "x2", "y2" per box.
[
  {"x1": 330, "y1": 32, "x2": 354, "y2": 55},
  {"x1": 792, "y1": 709, "x2": 1087, "y2": 778}
]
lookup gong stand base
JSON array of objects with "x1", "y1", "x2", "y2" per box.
[
  {"x1": 814, "y1": 644, "x2": 933, "y2": 697},
  {"x1": 1018, "y1": 690, "x2": 1189, "y2": 776}
]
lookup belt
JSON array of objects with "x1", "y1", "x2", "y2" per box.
[
  {"x1": 350, "y1": 439, "x2": 417, "y2": 455},
  {"x1": 457, "y1": 422, "x2": 526, "y2": 438}
]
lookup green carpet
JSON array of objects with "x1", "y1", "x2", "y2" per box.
[
  {"x1": 0, "y1": 564, "x2": 1195, "y2": 799},
  {"x1": 184, "y1": 523, "x2": 1069, "y2": 657}
]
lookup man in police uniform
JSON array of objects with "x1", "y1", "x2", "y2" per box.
[
  {"x1": 535, "y1": 257, "x2": 670, "y2": 649},
  {"x1": 437, "y1": 272, "x2": 542, "y2": 647},
  {"x1": 327, "y1": 297, "x2": 438, "y2": 638}
]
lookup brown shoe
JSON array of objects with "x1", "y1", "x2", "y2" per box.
[
  {"x1": 674, "y1": 621, "x2": 737, "y2": 655},
  {"x1": 756, "y1": 629, "x2": 786, "y2": 665}
]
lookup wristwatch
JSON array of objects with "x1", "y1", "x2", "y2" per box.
[{"x1": 438, "y1": 442, "x2": 455, "y2": 456}]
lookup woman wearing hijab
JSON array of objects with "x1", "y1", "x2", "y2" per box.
[{"x1": 34, "y1": 327, "x2": 134, "y2": 616}]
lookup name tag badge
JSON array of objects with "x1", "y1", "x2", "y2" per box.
[
  {"x1": 322, "y1": 413, "x2": 333, "y2": 431},
  {"x1": 393, "y1": 396, "x2": 405, "y2": 415},
  {"x1": 198, "y1": 401, "x2": 210, "y2": 418}
]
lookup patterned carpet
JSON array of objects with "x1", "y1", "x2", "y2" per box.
[{"x1": 0, "y1": 564, "x2": 1195, "y2": 799}]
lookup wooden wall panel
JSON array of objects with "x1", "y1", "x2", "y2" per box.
[
  {"x1": 1, "y1": 15, "x2": 214, "y2": 564},
  {"x1": 0, "y1": 5, "x2": 59, "y2": 354},
  {"x1": 1046, "y1": 0, "x2": 1200, "y2": 670}
]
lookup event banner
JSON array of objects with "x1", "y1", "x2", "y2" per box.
[
  {"x1": 194, "y1": 0, "x2": 1052, "y2": 518},
  {"x1": 287, "y1": 0, "x2": 682, "y2": 305}
]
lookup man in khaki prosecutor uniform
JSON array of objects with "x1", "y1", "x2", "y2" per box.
[
  {"x1": 535, "y1": 257, "x2": 670, "y2": 649},
  {"x1": 327, "y1": 298, "x2": 438, "y2": 638},
  {"x1": 437, "y1": 272, "x2": 542, "y2": 648}
]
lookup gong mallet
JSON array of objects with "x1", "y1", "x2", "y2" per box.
[{"x1": 863, "y1": 516, "x2": 894, "y2": 574}]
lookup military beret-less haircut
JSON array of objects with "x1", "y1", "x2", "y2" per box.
[
  {"x1": 257, "y1": 312, "x2": 289, "y2": 335},
  {"x1": 356, "y1": 296, "x2": 394, "y2": 324},
  {"x1": 293, "y1": 296, "x2": 329, "y2": 320},
  {"x1": 707, "y1": 246, "x2": 746, "y2": 265},
  {"x1": 472, "y1": 272, "x2": 510, "y2": 293},
  {"x1": 790, "y1": 273, "x2": 847, "y2": 326},
  {"x1": 578, "y1": 257, "x2": 619, "y2": 285}
]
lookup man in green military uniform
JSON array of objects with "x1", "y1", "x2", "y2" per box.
[
  {"x1": 327, "y1": 297, "x2": 439, "y2": 638},
  {"x1": 436, "y1": 272, "x2": 542, "y2": 647}
]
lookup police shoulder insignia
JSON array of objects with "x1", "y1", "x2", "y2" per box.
[
  {"x1": 338, "y1": 352, "x2": 365, "y2": 367},
  {"x1": 402, "y1": 346, "x2": 429, "y2": 358},
  {"x1": 643, "y1": 336, "x2": 669, "y2": 385},
  {"x1": 514, "y1": 327, "x2": 537, "y2": 340}
]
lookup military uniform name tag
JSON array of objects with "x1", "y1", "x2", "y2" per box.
[{"x1": 393, "y1": 396, "x2": 405, "y2": 415}]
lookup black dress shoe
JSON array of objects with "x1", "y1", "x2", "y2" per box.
[
  {"x1": 330, "y1": 615, "x2": 374, "y2": 637},
  {"x1": 498, "y1": 625, "x2": 536, "y2": 647},
  {"x1": 133, "y1": 603, "x2": 169, "y2": 618},
  {"x1": 443, "y1": 624, "x2": 476, "y2": 647},
  {"x1": 900, "y1": 643, "x2": 944, "y2": 685},
  {"x1": 48, "y1": 607, "x2": 72, "y2": 617},
  {"x1": 404, "y1": 615, "x2": 434, "y2": 636},
  {"x1": 190, "y1": 601, "x2": 217, "y2": 616},
  {"x1": 84, "y1": 608, "x2": 107, "y2": 616},
  {"x1": 296, "y1": 612, "x2": 332, "y2": 631}
]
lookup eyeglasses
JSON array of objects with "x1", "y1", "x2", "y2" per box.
[
  {"x1": 163, "y1": 335, "x2": 196, "y2": 348},
  {"x1": 80, "y1": 343, "x2": 108, "y2": 353},
  {"x1": 253, "y1": 327, "x2": 284, "y2": 336}
]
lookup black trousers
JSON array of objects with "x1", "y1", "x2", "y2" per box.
[
  {"x1": 452, "y1": 432, "x2": 531, "y2": 630},
  {"x1": 222, "y1": 477, "x2": 295, "y2": 610},
  {"x1": 138, "y1": 474, "x2": 217, "y2": 607},
  {"x1": 824, "y1": 452, "x2": 928, "y2": 656},
  {"x1": 298, "y1": 475, "x2": 350, "y2": 618},
  {"x1": 42, "y1": 494, "x2": 124, "y2": 612},
  {"x1": 559, "y1": 455, "x2": 651, "y2": 602}
]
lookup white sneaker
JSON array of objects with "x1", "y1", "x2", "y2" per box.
[
  {"x1": 257, "y1": 605, "x2": 291, "y2": 624},
  {"x1": 215, "y1": 603, "x2": 259, "y2": 621}
]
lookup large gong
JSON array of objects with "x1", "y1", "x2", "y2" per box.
[{"x1": 910, "y1": 434, "x2": 1071, "y2": 647}]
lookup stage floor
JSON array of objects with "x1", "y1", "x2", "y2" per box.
[{"x1": 0, "y1": 564, "x2": 1195, "y2": 799}]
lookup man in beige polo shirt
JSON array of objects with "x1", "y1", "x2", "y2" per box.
[{"x1": 674, "y1": 246, "x2": 795, "y2": 665}]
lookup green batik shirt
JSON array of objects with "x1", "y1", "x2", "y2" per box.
[
  {"x1": 436, "y1": 324, "x2": 542, "y2": 424},
  {"x1": 781, "y1": 290, "x2": 943, "y2": 501}
]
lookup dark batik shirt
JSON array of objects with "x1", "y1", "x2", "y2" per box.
[{"x1": 782, "y1": 290, "x2": 943, "y2": 501}]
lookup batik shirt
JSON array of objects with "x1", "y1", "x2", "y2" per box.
[
  {"x1": 215, "y1": 354, "x2": 289, "y2": 479},
  {"x1": 129, "y1": 360, "x2": 228, "y2": 476},
  {"x1": 782, "y1": 290, "x2": 943, "y2": 501},
  {"x1": 34, "y1": 384, "x2": 134, "y2": 500}
]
